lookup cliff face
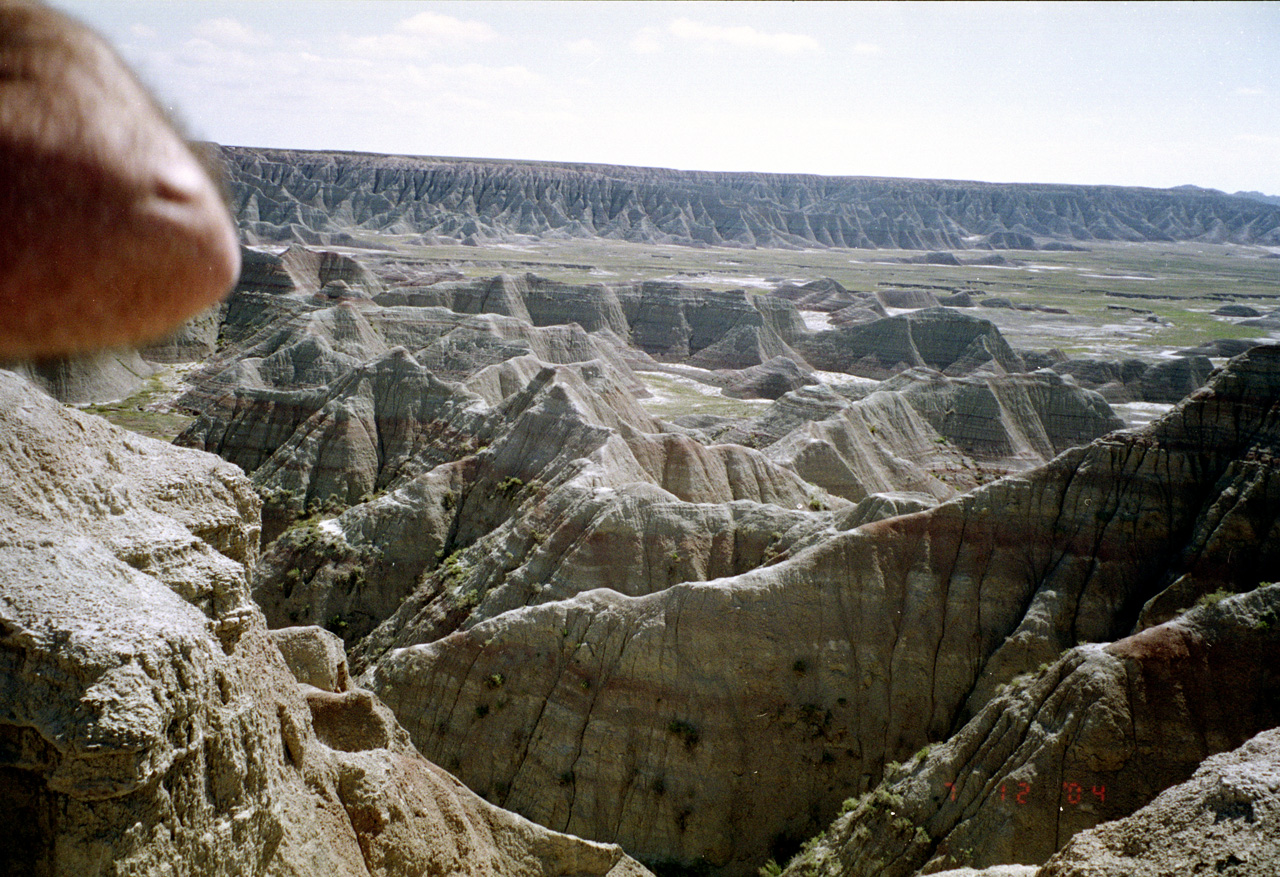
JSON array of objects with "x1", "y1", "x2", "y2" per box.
[
  {"x1": 786, "y1": 585, "x2": 1280, "y2": 876},
  {"x1": 216, "y1": 146, "x2": 1280, "y2": 250},
  {"x1": 355, "y1": 346, "x2": 1280, "y2": 875},
  {"x1": 0, "y1": 370, "x2": 650, "y2": 877}
]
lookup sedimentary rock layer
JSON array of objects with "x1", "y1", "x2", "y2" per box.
[
  {"x1": 0, "y1": 370, "x2": 650, "y2": 877},
  {"x1": 783, "y1": 585, "x2": 1280, "y2": 875},
  {"x1": 217, "y1": 146, "x2": 1280, "y2": 250},
  {"x1": 1038, "y1": 726, "x2": 1280, "y2": 877},
  {"x1": 358, "y1": 346, "x2": 1280, "y2": 875}
]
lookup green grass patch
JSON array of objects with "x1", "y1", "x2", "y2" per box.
[
  {"x1": 81, "y1": 372, "x2": 195, "y2": 442},
  {"x1": 638, "y1": 372, "x2": 770, "y2": 419}
]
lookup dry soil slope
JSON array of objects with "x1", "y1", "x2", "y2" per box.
[
  {"x1": 359, "y1": 345, "x2": 1280, "y2": 876},
  {"x1": 781, "y1": 584, "x2": 1280, "y2": 876},
  {"x1": 0, "y1": 370, "x2": 650, "y2": 877}
]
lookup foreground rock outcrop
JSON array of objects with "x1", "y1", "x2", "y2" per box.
[
  {"x1": 780, "y1": 585, "x2": 1280, "y2": 876},
  {"x1": 1039, "y1": 726, "x2": 1280, "y2": 877},
  {"x1": 0, "y1": 370, "x2": 649, "y2": 877}
]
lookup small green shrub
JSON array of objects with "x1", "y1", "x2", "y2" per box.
[
  {"x1": 870, "y1": 786, "x2": 905, "y2": 811},
  {"x1": 1197, "y1": 587, "x2": 1234, "y2": 607},
  {"x1": 440, "y1": 550, "x2": 472, "y2": 585},
  {"x1": 839, "y1": 792, "x2": 869, "y2": 815}
]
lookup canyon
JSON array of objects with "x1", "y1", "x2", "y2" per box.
[{"x1": 4, "y1": 149, "x2": 1280, "y2": 877}]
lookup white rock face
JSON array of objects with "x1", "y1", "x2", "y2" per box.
[
  {"x1": 269, "y1": 626, "x2": 351, "y2": 692},
  {"x1": 0, "y1": 370, "x2": 650, "y2": 877},
  {"x1": 1039, "y1": 727, "x2": 1280, "y2": 877}
]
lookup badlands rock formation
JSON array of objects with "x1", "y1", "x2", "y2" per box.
[
  {"x1": 70, "y1": 236, "x2": 1262, "y2": 877},
  {"x1": 5, "y1": 347, "x2": 158, "y2": 404},
  {"x1": 352, "y1": 345, "x2": 1280, "y2": 875},
  {"x1": 0, "y1": 369, "x2": 649, "y2": 877},
  {"x1": 217, "y1": 146, "x2": 1280, "y2": 250},
  {"x1": 795, "y1": 308, "x2": 1025, "y2": 379},
  {"x1": 879, "y1": 369, "x2": 1124, "y2": 468},
  {"x1": 1038, "y1": 726, "x2": 1280, "y2": 877},
  {"x1": 181, "y1": 253, "x2": 1124, "y2": 657},
  {"x1": 1049, "y1": 354, "x2": 1217, "y2": 404},
  {"x1": 781, "y1": 585, "x2": 1280, "y2": 875}
]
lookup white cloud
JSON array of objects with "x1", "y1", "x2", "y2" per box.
[
  {"x1": 129, "y1": 23, "x2": 157, "y2": 40},
  {"x1": 667, "y1": 17, "x2": 820, "y2": 54},
  {"x1": 1235, "y1": 87, "x2": 1267, "y2": 97},
  {"x1": 193, "y1": 17, "x2": 270, "y2": 49},
  {"x1": 395, "y1": 11, "x2": 496, "y2": 44},
  {"x1": 630, "y1": 27, "x2": 663, "y2": 55},
  {"x1": 342, "y1": 11, "x2": 498, "y2": 60},
  {"x1": 427, "y1": 62, "x2": 542, "y2": 93},
  {"x1": 567, "y1": 38, "x2": 601, "y2": 57},
  {"x1": 130, "y1": 17, "x2": 558, "y2": 155},
  {"x1": 852, "y1": 42, "x2": 882, "y2": 56}
]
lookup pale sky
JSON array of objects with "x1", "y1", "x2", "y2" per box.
[{"x1": 53, "y1": 1, "x2": 1280, "y2": 194}]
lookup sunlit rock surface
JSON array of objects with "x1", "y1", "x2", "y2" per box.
[
  {"x1": 0, "y1": 370, "x2": 650, "y2": 877},
  {"x1": 357, "y1": 346, "x2": 1280, "y2": 875}
]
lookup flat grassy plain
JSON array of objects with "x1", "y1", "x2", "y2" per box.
[
  {"x1": 359, "y1": 237, "x2": 1280, "y2": 361},
  {"x1": 636, "y1": 372, "x2": 773, "y2": 420}
]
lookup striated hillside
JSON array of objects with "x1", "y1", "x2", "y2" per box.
[
  {"x1": 134, "y1": 239, "x2": 1272, "y2": 876},
  {"x1": 354, "y1": 345, "x2": 1280, "y2": 875},
  {"x1": 0, "y1": 369, "x2": 651, "y2": 877},
  {"x1": 216, "y1": 146, "x2": 1280, "y2": 250},
  {"x1": 14, "y1": 220, "x2": 1278, "y2": 876}
]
